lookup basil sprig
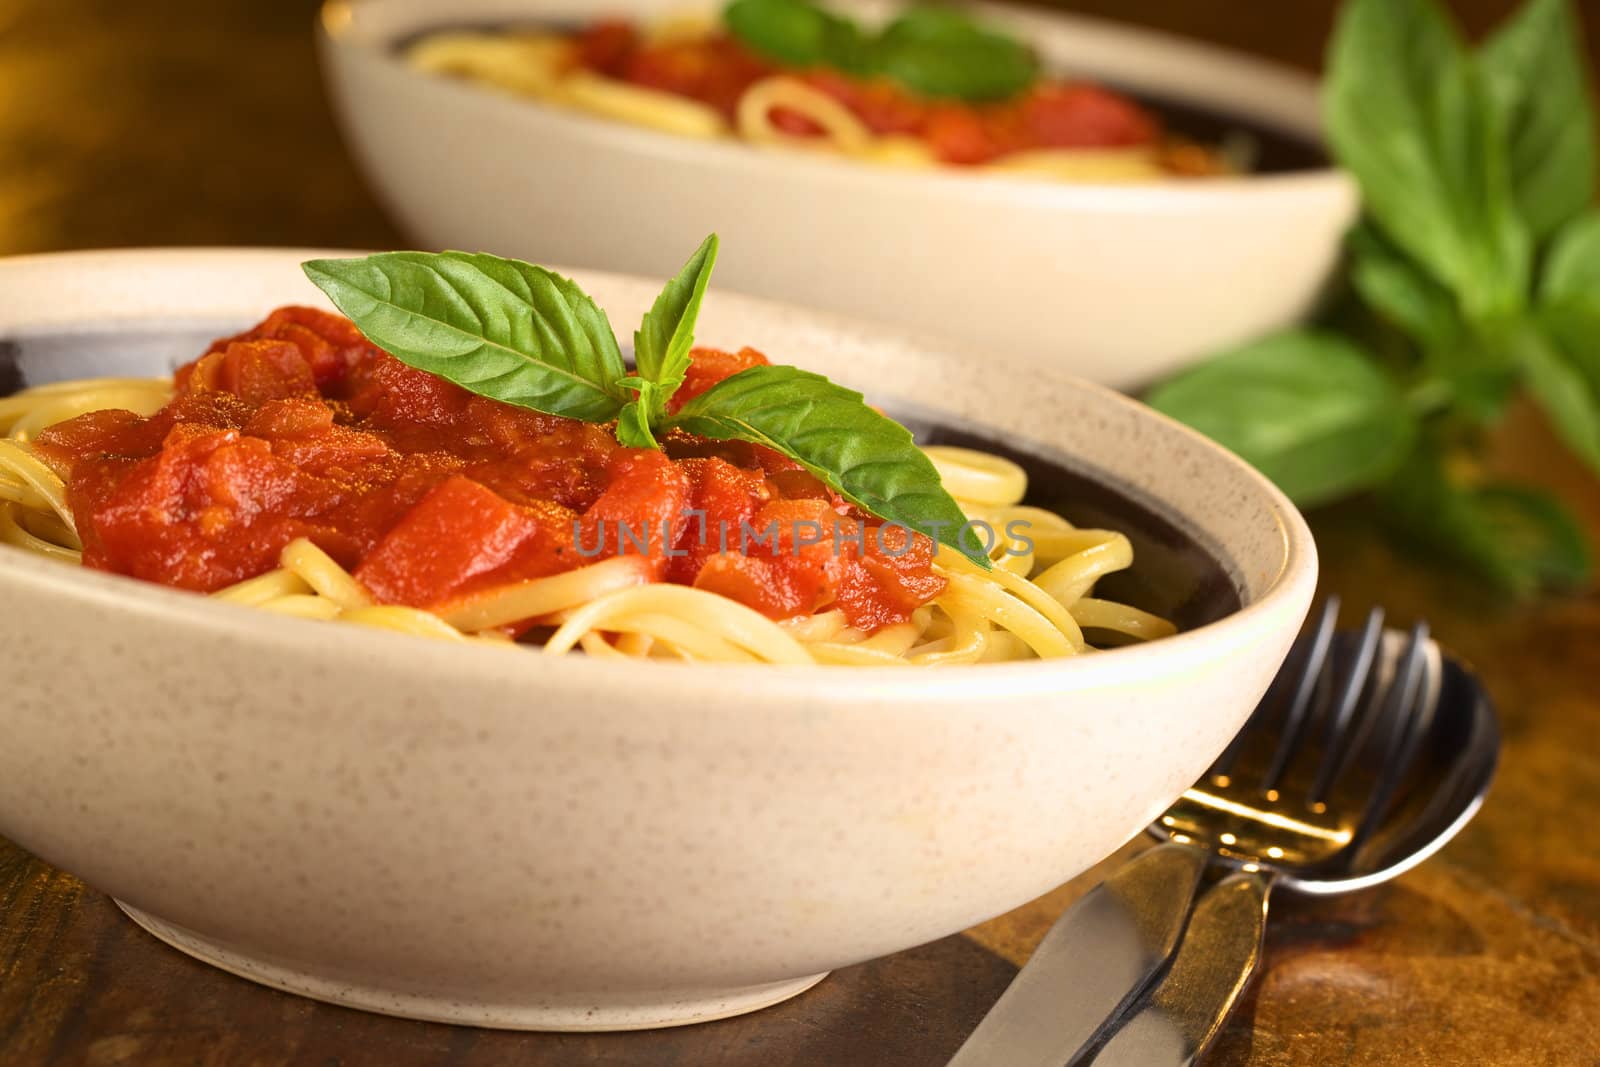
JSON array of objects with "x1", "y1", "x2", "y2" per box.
[
  {"x1": 1149, "y1": 0, "x2": 1600, "y2": 596},
  {"x1": 616, "y1": 234, "x2": 720, "y2": 448},
  {"x1": 723, "y1": 0, "x2": 1038, "y2": 102},
  {"x1": 303, "y1": 237, "x2": 990, "y2": 568}
]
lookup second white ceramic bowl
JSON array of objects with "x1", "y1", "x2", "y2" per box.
[
  {"x1": 318, "y1": 0, "x2": 1358, "y2": 390},
  {"x1": 0, "y1": 248, "x2": 1316, "y2": 1031}
]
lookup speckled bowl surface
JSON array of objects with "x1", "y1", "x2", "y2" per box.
[
  {"x1": 0, "y1": 249, "x2": 1316, "y2": 1030},
  {"x1": 317, "y1": 0, "x2": 1359, "y2": 390}
]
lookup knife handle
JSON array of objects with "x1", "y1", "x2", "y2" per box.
[
  {"x1": 947, "y1": 843, "x2": 1207, "y2": 1067},
  {"x1": 1084, "y1": 870, "x2": 1273, "y2": 1067}
]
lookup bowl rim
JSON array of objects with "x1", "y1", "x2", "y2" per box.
[
  {"x1": 0, "y1": 246, "x2": 1318, "y2": 700},
  {"x1": 317, "y1": 0, "x2": 1354, "y2": 202}
]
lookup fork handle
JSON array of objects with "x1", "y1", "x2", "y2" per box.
[
  {"x1": 1084, "y1": 870, "x2": 1274, "y2": 1066},
  {"x1": 946, "y1": 843, "x2": 1206, "y2": 1067}
]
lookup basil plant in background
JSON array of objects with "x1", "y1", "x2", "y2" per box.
[{"x1": 1148, "y1": 0, "x2": 1600, "y2": 595}]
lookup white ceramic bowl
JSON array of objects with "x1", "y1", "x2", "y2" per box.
[
  {"x1": 0, "y1": 248, "x2": 1316, "y2": 1031},
  {"x1": 317, "y1": 0, "x2": 1358, "y2": 390}
]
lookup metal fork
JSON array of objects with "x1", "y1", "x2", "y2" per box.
[{"x1": 947, "y1": 599, "x2": 1500, "y2": 1067}]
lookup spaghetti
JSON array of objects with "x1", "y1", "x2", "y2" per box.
[{"x1": 0, "y1": 314, "x2": 1173, "y2": 665}]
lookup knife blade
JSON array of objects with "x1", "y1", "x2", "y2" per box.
[
  {"x1": 1084, "y1": 870, "x2": 1272, "y2": 1066},
  {"x1": 946, "y1": 843, "x2": 1206, "y2": 1067}
]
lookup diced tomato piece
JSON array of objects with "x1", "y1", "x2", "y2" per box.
[
  {"x1": 242, "y1": 397, "x2": 335, "y2": 438},
  {"x1": 344, "y1": 353, "x2": 473, "y2": 434},
  {"x1": 668, "y1": 346, "x2": 770, "y2": 413},
  {"x1": 769, "y1": 106, "x2": 827, "y2": 137},
  {"x1": 693, "y1": 553, "x2": 810, "y2": 619},
  {"x1": 668, "y1": 456, "x2": 768, "y2": 583},
  {"x1": 622, "y1": 34, "x2": 771, "y2": 118},
  {"x1": 355, "y1": 476, "x2": 568, "y2": 606},
  {"x1": 574, "y1": 19, "x2": 639, "y2": 77},
  {"x1": 766, "y1": 468, "x2": 834, "y2": 503},
  {"x1": 178, "y1": 340, "x2": 318, "y2": 405},
  {"x1": 924, "y1": 104, "x2": 1007, "y2": 165},
  {"x1": 30, "y1": 409, "x2": 145, "y2": 478},
  {"x1": 461, "y1": 397, "x2": 621, "y2": 511},
  {"x1": 693, "y1": 498, "x2": 844, "y2": 619},
  {"x1": 188, "y1": 305, "x2": 376, "y2": 391},
  {"x1": 245, "y1": 399, "x2": 393, "y2": 475},
  {"x1": 79, "y1": 426, "x2": 336, "y2": 591},
  {"x1": 835, "y1": 522, "x2": 946, "y2": 630},
  {"x1": 1020, "y1": 83, "x2": 1156, "y2": 149},
  {"x1": 800, "y1": 71, "x2": 926, "y2": 136},
  {"x1": 576, "y1": 449, "x2": 690, "y2": 576}
]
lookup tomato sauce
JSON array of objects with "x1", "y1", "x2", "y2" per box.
[
  {"x1": 573, "y1": 20, "x2": 1159, "y2": 166},
  {"x1": 33, "y1": 308, "x2": 945, "y2": 632}
]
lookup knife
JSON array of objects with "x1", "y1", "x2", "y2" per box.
[
  {"x1": 946, "y1": 843, "x2": 1206, "y2": 1067},
  {"x1": 1084, "y1": 871, "x2": 1271, "y2": 1066}
]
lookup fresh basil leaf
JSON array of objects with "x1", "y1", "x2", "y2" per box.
[
  {"x1": 1380, "y1": 446, "x2": 1591, "y2": 593},
  {"x1": 875, "y1": 8, "x2": 1037, "y2": 101},
  {"x1": 635, "y1": 234, "x2": 718, "y2": 424},
  {"x1": 1430, "y1": 333, "x2": 1521, "y2": 425},
  {"x1": 1539, "y1": 213, "x2": 1600, "y2": 402},
  {"x1": 616, "y1": 395, "x2": 660, "y2": 449},
  {"x1": 1347, "y1": 222, "x2": 1462, "y2": 351},
  {"x1": 1325, "y1": 0, "x2": 1531, "y2": 320},
  {"x1": 1474, "y1": 485, "x2": 1592, "y2": 590},
  {"x1": 1146, "y1": 331, "x2": 1417, "y2": 507},
  {"x1": 303, "y1": 252, "x2": 627, "y2": 422},
  {"x1": 1514, "y1": 326, "x2": 1600, "y2": 474},
  {"x1": 1341, "y1": 226, "x2": 1523, "y2": 420},
  {"x1": 725, "y1": 0, "x2": 1035, "y2": 100},
  {"x1": 1540, "y1": 303, "x2": 1600, "y2": 400},
  {"x1": 669, "y1": 364, "x2": 988, "y2": 567},
  {"x1": 724, "y1": 0, "x2": 863, "y2": 68},
  {"x1": 1542, "y1": 210, "x2": 1600, "y2": 309},
  {"x1": 1480, "y1": 0, "x2": 1596, "y2": 242}
]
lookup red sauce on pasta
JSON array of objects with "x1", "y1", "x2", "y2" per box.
[
  {"x1": 32, "y1": 308, "x2": 945, "y2": 632},
  {"x1": 574, "y1": 20, "x2": 1164, "y2": 167}
]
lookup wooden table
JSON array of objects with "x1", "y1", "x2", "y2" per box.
[{"x1": 2, "y1": 1, "x2": 1598, "y2": 1062}]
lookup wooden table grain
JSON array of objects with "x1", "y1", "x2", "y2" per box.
[{"x1": 3, "y1": 1, "x2": 1599, "y2": 1063}]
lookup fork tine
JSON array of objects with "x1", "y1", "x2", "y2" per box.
[
  {"x1": 1209, "y1": 599, "x2": 1338, "y2": 781},
  {"x1": 1345, "y1": 626, "x2": 1436, "y2": 853},
  {"x1": 1258, "y1": 598, "x2": 1341, "y2": 791},
  {"x1": 1307, "y1": 607, "x2": 1386, "y2": 805}
]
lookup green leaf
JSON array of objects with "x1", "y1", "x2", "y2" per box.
[
  {"x1": 1428, "y1": 333, "x2": 1522, "y2": 425},
  {"x1": 723, "y1": 0, "x2": 1035, "y2": 100},
  {"x1": 1515, "y1": 326, "x2": 1600, "y2": 475},
  {"x1": 1480, "y1": 0, "x2": 1596, "y2": 241},
  {"x1": 1542, "y1": 210, "x2": 1600, "y2": 309},
  {"x1": 1347, "y1": 222, "x2": 1462, "y2": 351},
  {"x1": 1474, "y1": 485, "x2": 1592, "y2": 589},
  {"x1": 723, "y1": 0, "x2": 865, "y2": 69},
  {"x1": 1380, "y1": 447, "x2": 1591, "y2": 593},
  {"x1": 875, "y1": 8, "x2": 1038, "y2": 101},
  {"x1": 1146, "y1": 331, "x2": 1417, "y2": 507},
  {"x1": 1325, "y1": 0, "x2": 1531, "y2": 320},
  {"x1": 669, "y1": 364, "x2": 988, "y2": 567},
  {"x1": 616, "y1": 395, "x2": 660, "y2": 449},
  {"x1": 302, "y1": 251, "x2": 627, "y2": 423},
  {"x1": 634, "y1": 234, "x2": 718, "y2": 425},
  {"x1": 1539, "y1": 213, "x2": 1600, "y2": 408}
]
